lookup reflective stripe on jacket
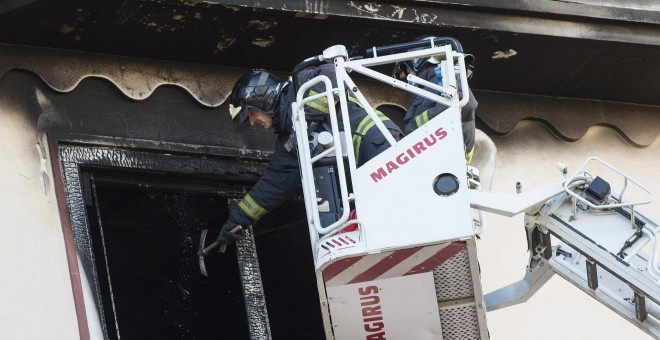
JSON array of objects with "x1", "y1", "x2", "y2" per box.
[{"x1": 347, "y1": 94, "x2": 403, "y2": 165}]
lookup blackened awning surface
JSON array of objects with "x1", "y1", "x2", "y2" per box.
[
  {"x1": 0, "y1": 42, "x2": 657, "y2": 147},
  {"x1": 0, "y1": 1, "x2": 659, "y2": 147},
  {"x1": 0, "y1": 0, "x2": 659, "y2": 107}
]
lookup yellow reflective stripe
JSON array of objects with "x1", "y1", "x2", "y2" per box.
[
  {"x1": 347, "y1": 94, "x2": 362, "y2": 108},
  {"x1": 354, "y1": 117, "x2": 373, "y2": 161},
  {"x1": 245, "y1": 195, "x2": 267, "y2": 220},
  {"x1": 353, "y1": 113, "x2": 392, "y2": 166},
  {"x1": 304, "y1": 90, "x2": 330, "y2": 113},
  {"x1": 238, "y1": 194, "x2": 267, "y2": 221},
  {"x1": 360, "y1": 120, "x2": 377, "y2": 136},
  {"x1": 355, "y1": 115, "x2": 371, "y2": 135},
  {"x1": 348, "y1": 93, "x2": 390, "y2": 123},
  {"x1": 356, "y1": 113, "x2": 390, "y2": 136},
  {"x1": 348, "y1": 94, "x2": 388, "y2": 116},
  {"x1": 308, "y1": 90, "x2": 328, "y2": 103},
  {"x1": 354, "y1": 135, "x2": 363, "y2": 165},
  {"x1": 415, "y1": 110, "x2": 430, "y2": 128},
  {"x1": 348, "y1": 93, "x2": 393, "y2": 164},
  {"x1": 305, "y1": 100, "x2": 329, "y2": 113},
  {"x1": 465, "y1": 146, "x2": 474, "y2": 164}
]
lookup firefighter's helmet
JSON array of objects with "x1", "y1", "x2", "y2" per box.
[
  {"x1": 393, "y1": 36, "x2": 474, "y2": 80},
  {"x1": 229, "y1": 69, "x2": 287, "y2": 130}
]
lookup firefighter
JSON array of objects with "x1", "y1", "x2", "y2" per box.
[
  {"x1": 218, "y1": 65, "x2": 403, "y2": 244},
  {"x1": 394, "y1": 37, "x2": 478, "y2": 163}
]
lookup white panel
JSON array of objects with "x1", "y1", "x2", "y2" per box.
[
  {"x1": 352, "y1": 106, "x2": 473, "y2": 251},
  {"x1": 326, "y1": 272, "x2": 442, "y2": 340}
]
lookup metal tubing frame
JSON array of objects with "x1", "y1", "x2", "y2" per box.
[
  {"x1": 294, "y1": 43, "x2": 470, "y2": 239},
  {"x1": 550, "y1": 250, "x2": 660, "y2": 330},
  {"x1": 546, "y1": 214, "x2": 660, "y2": 306},
  {"x1": 482, "y1": 161, "x2": 660, "y2": 335},
  {"x1": 341, "y1": 45, "x2": 471, "y2": 127},
  {"x1": 293, "y1": 76, "x2": 352, "y2": 238},
  {"x1": 563, "y1": 156, "x2": 654, "y2": 209}
]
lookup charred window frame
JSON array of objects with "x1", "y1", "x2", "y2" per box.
[{"x1": 52, "y1": 139, "x2": 269, "y2": 339}]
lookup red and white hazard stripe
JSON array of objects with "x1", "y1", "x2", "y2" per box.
[{"x1": 322, "y1": 241, "x2": 465, "y2": 287}]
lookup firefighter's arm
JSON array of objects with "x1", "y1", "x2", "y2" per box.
[{"x1": 230, "y1": 134, "x2": 301, "y2": 226}]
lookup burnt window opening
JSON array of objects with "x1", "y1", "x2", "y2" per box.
[
  {"x1": 61, "y1": 146, "x2": 324, "y2": 339},
  {"x1": 84, "y1": 169, "x2": 246, "y2": 339}
]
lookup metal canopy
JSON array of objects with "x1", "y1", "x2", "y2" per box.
[{"x1": 0, "y1": 0, "x2": 659, "y2": 107}]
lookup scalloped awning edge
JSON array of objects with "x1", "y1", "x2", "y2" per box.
[
  {"x1": 0, "y1": 43, "x2": 246, "y2": 107},
  {"x1": 474, "y1": 89, "x2": 660, "y2": 147}
]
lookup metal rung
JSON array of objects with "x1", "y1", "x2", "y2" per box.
[
  {"x1": 544, "y1": 201, "x2": 660, "y2": 338},
  {"x1": 634, "y1": 292, "x2": 647, "y2": 322},
  {"x1": 586, "y1": 259, "x2": 598, "y2": 290}
]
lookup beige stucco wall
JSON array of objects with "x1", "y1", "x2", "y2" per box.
[
  {"x1": 1, "y1": 65, "x2": 657, "y2": 339},
  {"x1": 2, "y1": 117, "x2": 657, "y2": 340},
  {"x1": 0, "y1": 106, "x2": 78, "y2": 339},
  {"x1": 479, "y1": 121, "x2": 658, "y2": 339}
]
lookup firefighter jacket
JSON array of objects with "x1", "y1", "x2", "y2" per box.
[
  {"x1": 229, "y1": 64, "x2": 403, "y2": 227},
  {"x1": 404, "y1": 66, "x2": 477, "y2": 163}
]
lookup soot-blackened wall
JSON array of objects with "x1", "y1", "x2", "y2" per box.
[{"x1": 25, "y1": 64, "x2": 325, "y2": 338}]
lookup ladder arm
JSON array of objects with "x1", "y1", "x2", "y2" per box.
[
  {"x1": 476, "y1": 158, "x2": 660, "y2": 338},
  {"x1": 484, "y1": 257, "x2": 554, "y2": 311},
  {"x1": 468, "y1": 180, "x2": 566, "y2": 217}
]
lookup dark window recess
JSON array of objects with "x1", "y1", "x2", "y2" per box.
[{"x1": 83, "y1": 169, "x2": 324, "y2": 339}]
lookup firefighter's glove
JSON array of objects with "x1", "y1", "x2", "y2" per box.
[{"x1": 217, "y1": 220, "x2": 245, "y2": 245}]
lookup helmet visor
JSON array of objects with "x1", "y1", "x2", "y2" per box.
[{"x1": 229, "y1": 103, "x2": 251, "y2": 132}]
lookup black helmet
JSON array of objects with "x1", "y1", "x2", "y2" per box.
[
  {"x1": 401, "y1": 36, "x2": 444, "y2": 73},
  {"x1": 394, "y1": 36, "x2": 474, "y2": 79},
  {"x1": 229, "y1": 69, "x2": 287, "y2": 129}
]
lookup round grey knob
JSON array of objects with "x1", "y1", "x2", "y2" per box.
[{"x1": 433, "y1": 173, "x2": 459, "y2": 197}]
